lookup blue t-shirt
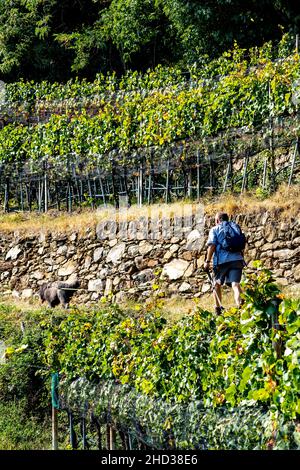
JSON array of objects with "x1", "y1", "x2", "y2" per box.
[{"x1": 207, "y1": 221, "x2": 244, "y2": 267}]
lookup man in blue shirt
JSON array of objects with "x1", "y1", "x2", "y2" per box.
[{"x1": 204, "y1": 212, "x2": 245, "y2": 314}]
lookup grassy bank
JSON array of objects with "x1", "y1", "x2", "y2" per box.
[
  {"x1": 0, "y1": 401, "x2": 50, "y2": 450},
  {"x1": 0, "y1": 185, "x2": 299, "y2": 235}
]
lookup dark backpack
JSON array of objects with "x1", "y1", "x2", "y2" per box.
[{"x1": 219, "y1": 221, "x2": 246, "y2": 253}]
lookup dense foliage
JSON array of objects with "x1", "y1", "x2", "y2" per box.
[
  {"x1": 0, "y1": 1, "x2": 299, "y2": 81},
  {"x1": 0, "y1": 264, "x2": 299, "y2": 449},
  {"x1": 40, "y1": 264, "x2": 300, "y2": 419},
  {"x1": 0, "y1": 38, "x2": 299, "y2": 176}
]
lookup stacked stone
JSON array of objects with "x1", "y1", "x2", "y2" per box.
[{"x1": 0, "y1": 210, "x2": 299, "y2": 304}]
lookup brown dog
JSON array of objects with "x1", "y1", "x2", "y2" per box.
[{"x1": 39, "y1": 277, "x2": 80, "y2": 309}]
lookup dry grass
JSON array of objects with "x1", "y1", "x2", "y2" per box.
[
  {"x1": 160, "y1": 289, "x2": 237, "y2": 323},
  {"x1": 0, "y1": 201, "x2": 198, "y2": 235},
  {"x1": 0, "y1": 280, "x2": 298, "y2": 324},
  {"x1": 205, "y1": 184, "x2": 300, "y2": 218},
  {"x1": 0, "y1": 184, "x2": 299, "y2": 235}
]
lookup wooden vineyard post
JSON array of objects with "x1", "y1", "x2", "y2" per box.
[
  {"x1": 52, "y1": 407, "x2": 58, "y2": 450},
  {"x1": 93, "y1": 178, "x2": 98, "y2": 207},
  {"x1": 147, "y1": 170, "x2": 152, "y2": 205},
  {"x1": 26, "y1": 180, "x2": 32, "y2": 212},
  {"x1": 51, "y1": 373, "x2": 59, "y2": 451},
  {"x1": 79, "y1": 179, "x2": 84, "y2": 205},
  {"x1": 44, "y1": 163, "x2": 48, "y2": 213},
  {"x1": 38, "y1": 177, "x2": 43, "y2": 213},
  {"x1": 98, "y1": 168, "x2": 107, "y2": 207},
  {"x1": 123, "y1": 166, "x2": 131, "y2": 207},
  {"x1": 223, "y1": 160, "x2": 230, "y2": 193},
  {"x1": 111, "y1": 167, "x2": 119, "y2": 209},
  {"x1": 196, "y1": 149, "x2": 201, "y2": 201},
  {"x1": 55, "y1": 181, "x2": 60, "y2": 210},
  {"x1": 288, "y1": 138, "x2": 299, "y2": 186},
  {"x1": 128, "y1": 432, "x2": 132, "y2": 450},
  {"x1": 269, "y1": 81, "x2": 276, "y2": 192},
  {"x1": 209, "y1": 153, "x2": 214, "y2": 191},
  {"x1": 82, "y1": 414, "x2": 88, "y2": 450},
  {"x1": 165, "y1": 158, "x2": 170, "y2": 203},
  {"x1": 138, "y1": 162, "x2": 143, "y2": 207},
  {"x1": 109, "y1": 425, "x2": 116, "y2": 450},
  {"x1": 181, "y1": 159, "x2": 187, "y2": 197},
  {"x1": 262, "y1": 156, "x2": 268, "y2": 189},
  {"x1": 19, "y1": 175, "x2": 24, "y2": 211},
  {"x1": 68, "y1": 179, "x2": 73, "y2": 213},
  {"x1": 69, "y1": 411, "x2": 77, "y2": 450},
  {"x1": 106, "y1": 424, "x2": 110, "y2": 450},
  {"x1": 241, "y1": 154, "x2": 249, "y2": 192},
  {"x1": 187, "y1": 168, "x2": 192, "y2": 199},
  {"x1": 148, "y1": 154, "x2": 154, "y2": 205},
  {"x1": 105, "y1": 178, "x2": 110, "y2": 200},
  {"x1": 4, "y1": 176, "x2": 9, "y2": 212},
  {"x1": 75, "y1": 178, "x2": 82, "y2": 205}
]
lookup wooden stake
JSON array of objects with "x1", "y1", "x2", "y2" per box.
[
  {"x1": 67, "y1": 180, "x2": 72, "y2": 213},
  {"x1": 123, "y1": 166, "x2": 131, "y2": 207},
  {"x1": 106, "y1": 424, "x2": 110, "y2": 450},
  {"x1": 196, "y1": 149, "x2": 201, "y2": 201},
  {"x1": 82, "y1": 416, "x2": 87, "y2": 450},
  {"x1": 262, "y1": 156, "x2": 268, "y2": 189},
  {"x1": 52, "y1": 406, "x2": 58, "y2": 450},
  {"x1": 165, "y1": 158, "x2": 170, "y2": 203},
  {"x1": 289, "y1": 138, "x2": 299, "y2": 186},
  {"x1": 38, "y1": 178, "x2": 43, "y2": 213},
  {"x1": 93, "y1": 178, "x2": 97, "y2": 206},
  {"x1": 138, "y1": 163, "x2": 143, "y2": 207},
  {"x1": 223, "y1": 160, "x2": 230, "y2": 193},
  {"x1": 187, "y1": 168, "x2": 192, "y2": 199},
  {"x1": 148, "y1": 168, "x2": 152, "y2": 205},
  {"x1": 19, "y1": 177, "x2": 24, "y2": 211},
  {"x1": 109, "y1": 425, "x2": 116, "y2": 450},
  {"x1": 55, "y1": 181, "x2": 60, "y2": 210},
  {"x1": 241, "y1": 155, "x2": 249, "y2": 192},
  {"x1": 26, "y1": 180, "x2": 32, "y2": 212},
  {"x1": 111, "y1": 167, "x2": 119, "y2": 209},
  {"x1": 4, "y1": 176, "x2": 9, "y2": 212},
  {"x1": 79, "y1": 179, "x2": 84, "y2": 203},
  {"x1": 44, "y1": 166, "x2": 48, "y2": 213},
  {"x1": 269, "y1": 81, "x2": 276, "y2": 192},
  {"x1": 98, "y1": 168, "x2": 107, "y2": 206}
]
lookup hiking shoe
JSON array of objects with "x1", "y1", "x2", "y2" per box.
[{"x1": 215, "y1": 306, "x2": 225, "y2": 315}]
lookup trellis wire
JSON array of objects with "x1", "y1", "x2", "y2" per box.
[{"x1": 0, "y1": 109, "x2": 300, "y2": 212}]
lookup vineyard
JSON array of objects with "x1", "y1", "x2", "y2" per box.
[
  {"x1": 0, "y1": 264, "x2": 299, "y2": 449},
  {"x1": 0, "y1": 35, "x2": 300, "y2": 211},
  {"x1": 0, "y1": 30, "x2": 299, "y2": 452}
]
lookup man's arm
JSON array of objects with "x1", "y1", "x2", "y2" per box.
[
  {"x1": 204, "y1": 244, "x2": 216, "y2": 272},
  {"x1": 204, "y1": 227, "x2": 217, "y2": 272}
]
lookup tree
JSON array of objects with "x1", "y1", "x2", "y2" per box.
[
  {"x1": 0, "y1": 0, "x2": 100, "y2": 81},
  {"x1": 0, "y1": 0, "x2": 299, "y2": 81}
]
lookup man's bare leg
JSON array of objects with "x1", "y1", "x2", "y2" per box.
[
  {"x1": 232, "y1": 282, "x2": 242, "y2": 307},
  {"x1": 213, "y1": 281, "x2": 222, "y2": 308}
]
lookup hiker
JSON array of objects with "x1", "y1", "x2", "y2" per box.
[{"x1": 204, "y1": 212, "x2": 246, "y2": 314}]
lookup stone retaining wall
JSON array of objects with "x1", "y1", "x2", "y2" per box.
[{"x1": 0, "y1": 210, "x2": 299, "y2": 305}]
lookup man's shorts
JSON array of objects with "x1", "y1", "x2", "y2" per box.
[{"x1": 213, "y1": 260, "x2": 244, "y2": 286}]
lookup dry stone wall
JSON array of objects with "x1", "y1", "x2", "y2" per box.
[{"x1": 0, "y1": 210, "x2": 299, "y2": 305}]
